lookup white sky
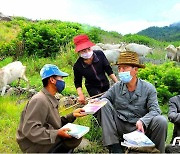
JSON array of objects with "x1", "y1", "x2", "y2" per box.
[{"x1": 0, "y1": 0, "x2": 180, "y2": 35}]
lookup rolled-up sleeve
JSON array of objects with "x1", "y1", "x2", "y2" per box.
[{"x1": 22, "y1": 98, "x2": 58, "y2": 145}]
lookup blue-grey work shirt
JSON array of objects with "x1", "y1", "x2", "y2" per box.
[
  {"x1": 100, "y1": 78, "x2": 161, "y2": 128},
  {"x1": 168, "y1": 95, "x2": 180, "y2": 124}
]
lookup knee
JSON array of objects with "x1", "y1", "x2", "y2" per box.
[{"x1": 152, "y1": 115, "x2": 168, "y2": 129}]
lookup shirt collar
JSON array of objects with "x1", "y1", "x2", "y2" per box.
[
  {"x1": 122, "y1": 78, "x2": 142, "y2": 96},
  {"x1": 41, "y1": 87, "x2": 59, "y2": 108},
  {"x1": 81, "y1": 52, "x2": 99, "y2": 68}
]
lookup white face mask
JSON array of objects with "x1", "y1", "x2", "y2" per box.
[{"x1": 80, "y1": 51, "x2": 93, "y2": 59}]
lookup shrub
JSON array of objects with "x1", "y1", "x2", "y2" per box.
[{"x1": 138, "y1": 62, "x2": 180, "y2": 104}]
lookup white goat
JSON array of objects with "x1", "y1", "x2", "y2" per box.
[
  {"x1": 176, "y1": 46, "x2": 180, "y2": 62},
  {"x1": 165, "y1": 45, "x2": 177, "y2": 61},
  {"x1": 125, "y1": 43, "x2": 153, "y2": 57},
  {"x1": 0, "y1": 61, "x2": 29, "y2": 96},
  {"x1": 91, "y1": 45, "x2": 103, "y2": 51},
  {"x1": 103, "y1": 49, "x2": 121, "y2": 64},
  {"x1": 92, "y1": 43, "x2": 127, "y2": 65},
  {"x1": 103, "y1": 43, "x2": 127, "y2": 64},
  {"x1": 96, "y1": 42, "x2": 126, "y2": 50}
]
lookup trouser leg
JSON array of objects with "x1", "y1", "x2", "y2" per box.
[
  {"x1": 171, "y1": 124, "x2": 180, "y2": 143},
  {"x1": 48, "y1": 141, "x2": 73, "y2": 153},
  {"x1": 176, "y1": 124, "x2": 180, "y2": 136},
  {"x1": 100, "y1": 101, "x2": 120, "y2": 146},
  {"x1": 146, "y1": 115, "x2": 167, "y2": 153}
]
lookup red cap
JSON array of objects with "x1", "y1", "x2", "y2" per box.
[{"x1": 73, "y1": 34, "x2": 95, "y2": 52}]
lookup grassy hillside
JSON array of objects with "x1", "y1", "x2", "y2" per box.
[
  {"x1": 0, "y1": 16, "x2": 179, "y2": 153},
  {"x1": 1, "y1": 17, "x2": 179, "y2": 59}
]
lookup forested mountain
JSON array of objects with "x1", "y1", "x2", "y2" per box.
[{"x1": 137, "y1": 22, "x2": 180, "y2": 42}]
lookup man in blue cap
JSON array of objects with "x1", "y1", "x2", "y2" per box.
[{"x1": 16, "y1": 64, "x2": 86, "y2": 153}]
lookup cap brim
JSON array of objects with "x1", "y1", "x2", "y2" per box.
[
  {"x1": 56, "y1": 71, "x2": 69, "y2": 77},
  {"x1": 75, "y1": 42, "x2": 95, "y2": 52}
]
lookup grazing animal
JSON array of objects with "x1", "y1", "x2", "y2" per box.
[
  {"x1": 96, "y1": 42, "x2": 126, "y2": 50},
  {"x1": 92, "y1": 42, "x2": 126, "y2": 65},
  {"x1": 125, "y1": 43, "x2": 153, "y2": 57},
  {"x1": 0, "y1": 61, "x2": 29, "y2": 96},
  {"x1": 103, "y1": 49, "x2": 122, "y2": 64},
  {"x1": 176, "y1": 46, "x2": 180, "y2": 62},
  {"x1": 165, "y1": 45, "x2": 177, "y2": 61},
  {"x1": 91, "y1": 45, "x2": 103, "y2": 51}
]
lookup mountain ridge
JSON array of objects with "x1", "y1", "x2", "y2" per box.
[{"x1": 137, "y1": 21, "x2": 180, "y2": 42}]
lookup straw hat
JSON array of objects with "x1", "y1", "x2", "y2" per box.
[
  {"x1": 117, "y1": 51, "x2": 145, "y2": 68},
  {"x1": 73, "y1": 34, "x2": 95, "y2": 52}
]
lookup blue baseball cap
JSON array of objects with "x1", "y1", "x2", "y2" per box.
[{"x1": 40, "y1": 64, "x2": 69, "y2": 80}]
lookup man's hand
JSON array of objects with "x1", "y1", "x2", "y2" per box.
[
  {"x1": 73, "y1": 108, "x2": 87, "y2": 117},
  {"x1": 77, "y1": 94, "x2": 86, "y2": 104},
  {"x1": 57, "y1": 128, "x2": 72, "y2": 138},
  {"x1": 77, "y1": 88, "x2": 86, "y2": 104},
  {"x1": 136, "y1": 120, "x2": 145, "y2": 133}
]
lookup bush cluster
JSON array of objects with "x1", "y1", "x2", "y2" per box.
[
  {"x1": 138, "y1": 62, "x2": 180, "y2": 104},
  {"x1": 0, "y1": 19, "x2": 103, "y2": 58}
]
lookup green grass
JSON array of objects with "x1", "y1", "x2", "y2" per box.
[
  {"x1": 0, "y1": 46, "x2": 175, "y2": 152},
  {"x1": 0, "y1": 96, "x2": 26, "y2": 153},
  {"x1": 0, "y1": 96, "x2": 173, "y2": 153},
  {"x1": 0, "y1": 96, "x2": 107, "y2": 153}
]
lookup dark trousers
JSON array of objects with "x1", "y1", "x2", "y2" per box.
[
  {"x1": 170, "y1": 124, "x2": 180, "y2": 143},
  {"x1": 48, "y1": 141, "x2": 73, "y2": 153},
  {"x1": 100, "y1": 101, "x2": 167, "y2": 153}
]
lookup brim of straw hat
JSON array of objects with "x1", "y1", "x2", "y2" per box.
[{"x1": 116, "y1": 62, "x2": 145, "y2": 68}]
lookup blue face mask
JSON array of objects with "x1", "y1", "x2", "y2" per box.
[
  {"x1": 56, "y1": 80, "x2": 65, "y2": 93},
  {"x1": 118, "y1": 71, "x2": 132, "y2": 83}
]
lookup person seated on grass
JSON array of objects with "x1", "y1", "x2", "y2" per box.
[
  {"x1": 16, "y1": 64, "x2": 86, "y2": 153},
  {"x1": 168, "y1": 95, "x2": 180, "y2": 143},
  {"x1": 95, "y1": 51, "x2": 167, "y2": 153}
]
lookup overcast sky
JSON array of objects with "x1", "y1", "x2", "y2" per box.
[{"x1": 0, "y1": 0, "x2": 180, "y2": 35}]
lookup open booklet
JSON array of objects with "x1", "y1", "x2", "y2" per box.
[
  {"x1": 61, "y1": 123, "x2": 90, "y2": 139},
  {"x1": 82, "y1": 101, "x2": 107, "y2": 114},
  {"x1": 121, "y1": 130, "x2": 155, "y2": 147}
]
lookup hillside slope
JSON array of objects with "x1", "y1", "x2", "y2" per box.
[{"x1": 137, "y1": 22, "x2": 180, "y2": 42}]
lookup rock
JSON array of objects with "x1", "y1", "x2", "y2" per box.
[
  {"x1": 74, "y1": 138, "x2": 91, "y2": 152},
  {"x1": 165, "y1": 144, "x2": 180, "y2": 153},
  {"x1": 0, "y1": 12, "x2": 11, "y2": 21},
  {"x1": 59, "y1": 96, "x2": 77, "y2": 107},
  {"x1": 6, "y1": 87, "x2": 17, "y2": 95}
]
